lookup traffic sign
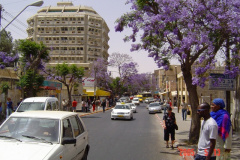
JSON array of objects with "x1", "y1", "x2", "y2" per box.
[{"x1": 209, "y1": 73, "x2": 236, "y2": 91}]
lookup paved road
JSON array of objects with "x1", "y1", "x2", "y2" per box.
[{"x1": 81, "y1": 103, "x2": 181, "y2": 160}]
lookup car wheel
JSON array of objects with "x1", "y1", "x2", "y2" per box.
[
  {"x1": 81, "y1": 146, "x2": 89, "y2": 160},
  {"x1": 111, "y1": 118, "x2": 114, "y2": 120}
]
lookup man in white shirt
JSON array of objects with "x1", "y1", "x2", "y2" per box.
[{"x1": 195, "y1": 103, "x2": 218, "y2": 160}]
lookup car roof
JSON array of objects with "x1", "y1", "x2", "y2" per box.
[
  {"x1": 9, "y1": 111, "x2": 78, "y2": 120},
  {"x1": 22, "y1": 97, "x2": 58, "y2": 102}
]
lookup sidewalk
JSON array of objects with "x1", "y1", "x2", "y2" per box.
[
  {"x1": 172, "y1": 107, "x2": 240, "y2": 160},
  {"x1": 77, "y1": 106, "x2": 113, "y2": 117}
]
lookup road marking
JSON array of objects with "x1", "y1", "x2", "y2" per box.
[{"x1": 155, "y1": 114, "x2": 165, "y2": 128}]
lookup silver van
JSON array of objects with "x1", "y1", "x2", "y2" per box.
[{"x1": 16, "y1": 97, "x2": 59, "y2": 112}]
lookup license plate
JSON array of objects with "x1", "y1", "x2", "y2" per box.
[{"x1": 118, "y1": 115, "x2": 124, "y2": 117}]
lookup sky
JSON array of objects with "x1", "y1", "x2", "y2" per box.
[{"x1": 1, "y1": 0, "x2": 161, "y2": 77}]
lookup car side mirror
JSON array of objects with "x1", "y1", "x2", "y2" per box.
[{"x1": 62, "y1": 137, "x2": 76, "y2": 145}]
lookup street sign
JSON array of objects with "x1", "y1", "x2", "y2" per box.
[{"x1": 209, "y1": 73, "x2": 236, "y2": 91}]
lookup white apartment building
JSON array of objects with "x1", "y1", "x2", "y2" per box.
[{"x1": 26, "y1": 2, "x2": 110, "y2": 69}]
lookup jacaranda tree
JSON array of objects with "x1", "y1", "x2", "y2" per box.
[
  {"x1": 90, "y1": 57, "x2": 111, "y2": 91},
  {"x1": 116, "y1": 0, "x2": 240, "y2": 143},
  {"x1": 43, "y1": 63, "x2": 85, "y2": 108}
]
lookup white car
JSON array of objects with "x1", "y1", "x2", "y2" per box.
[
  {"x1": 148, "y1": 102, "x2": 162, "y2": 114},
  {"x1": 0, "y1": 111, "x2": 89, "y2": 160},
  {"x1": 16, "y1": 97, "x2": 59, "y2": 112},
  {"x1": 111, "y1": 104, "x2": 133, "y2": 120},
  {"x1": 132, "y1": 98, "x2": 140, "y2": 105},
  {"x1": 144, "y1": 98, "x2": 155, "y2": 104},
  {"x1": 126, "y1": 103, "x2": 137, "y2": 113}
]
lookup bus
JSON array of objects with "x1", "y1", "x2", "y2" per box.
[{"x1": 140, "y1": 92, "x2": 152, "y2": 101}]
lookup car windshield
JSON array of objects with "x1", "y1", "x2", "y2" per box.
[
  {"x1": 17, "y1": 102, "x2": 45, "y2": 112},
  {"x1": 149, "y1": 103, "x2": 159, "y2": 107},
  {"x1": 0, "y1": 117, "x2": 60, "y2": 143},
  {"x1": 115, "y1": 105, "x2": 130, "y2": 109},
  {"x1": 133, "y1": 98, "x2": 138, "y2": 101}
]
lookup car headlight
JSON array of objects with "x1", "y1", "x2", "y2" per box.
[
  {"x1": 125, "y1": 112, "x2": 130, "y2": 114},
  {"x1": 111, "y1": 111, "x2": 115, "y2": 114}
]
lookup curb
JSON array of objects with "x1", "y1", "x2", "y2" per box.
[{"x1": 79, "y1": 107, "x2": 113, "y2": 117}]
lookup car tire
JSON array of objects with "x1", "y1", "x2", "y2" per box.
[
  {"x1": 81, "y1": 146, "x2": 89, "y2": 160},
  {"x1": 111, "y1": 118, "x2": 114, "y2": 120}
]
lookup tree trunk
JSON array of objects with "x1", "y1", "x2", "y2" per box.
[
  {"x1": 182, "y1": 65, "x2": 200, "y2": 144},
  {"x1": 66, "y1": 85, "x2": 72, "y2": 109}
]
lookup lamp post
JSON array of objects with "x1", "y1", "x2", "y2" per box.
[{"x1": 0, "y1": 0, "x2": 43, "y2": 34}]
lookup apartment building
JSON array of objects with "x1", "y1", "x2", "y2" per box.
[{"x1": 26, "y1": 2, "x2": 110, "y2": 69}]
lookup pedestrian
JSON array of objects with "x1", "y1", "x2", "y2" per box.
[
  {"x1": 92, "y1": 98, "x2": 96, "y2": 112},
  {"x1": 102, "y1": 99, "x2": 106, "y2": 113},
  {"x1": 195, "y1": 102, "x2": 218, "y2": 160},
  {"x1": 6, "y1": 97, "x2": 13, "y2": 118},
  {"x1": 169, "y1": 99, "x2": 172, "y2": 108},
  {"x1": 82, "y1": 100, "x2": 86, "y2": 112},
  {"x1": 87, "y1": 98, "x2": 91, "y2": 112},
  {"x1": 72, "y1": 99, "x2": 77, "y2": 112},
  {"x1": 62, "y1": 99, "x2": 68, "y2": 111},
  {"x1": 181, "y1": 99, "x2": 188, "y2": 121},
  {"x1": 17, "y1": 98, "x2": 23, "y2": 107},
  {"x1": 164, "y1": 100, "x2": 170, "y2": 114},
  {"x1": 210, "y1": 98, "x2": 232, "y2": 160},
  {"x1": 106, "y1": 98, "x2": 109, "y2": 108},
  {"x1": 163, "y1": 107, "x2": 177, "y2": 149},
  {"x1": 95, "y1": 99, "x2": 100, "y2": 111}
]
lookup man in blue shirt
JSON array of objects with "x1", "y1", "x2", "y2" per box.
[{"x1": 6, "y1": 98, "x2": 13, "y2": 118}]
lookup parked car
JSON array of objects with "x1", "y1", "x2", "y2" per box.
[
  {"x1": 126, "y1": 103, "x2": 137, "y2": 113},
  {"x1": 111, "y1": 104, "x2": 133, "y2": 120},
  {"x1": 0, "y1": 111, "x2": 89, "y2": 160},
  {"x1": 16, "y1": 97, "x2": 59, "y2": 112},
  {"x1": 132, "y1": 98, "x2": 140, "y2": 105},
  {"x1": 144, "y1": 98, "x2": 155, "y2": 104},
  {"x1": 148, "y1": 102, "x2": 162, "y2": 114}
]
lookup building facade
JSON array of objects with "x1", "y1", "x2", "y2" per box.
[{"x1": 26, "y1": 2, "x2": 110, "y2": 69}]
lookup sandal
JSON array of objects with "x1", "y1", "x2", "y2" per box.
[
  {"x1": 166, "y1": 145, "x2": 169, "y2": 148},
  {"x1": 171, "y1": 145, "x2": 174, "y2": 149}
]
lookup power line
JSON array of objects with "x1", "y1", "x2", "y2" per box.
[
  {"x1": 2, "y1": 18, "x2": 27, "y2": 34},
  {"x1": 3, "y1": 10, "x2": 28, "y2": 28}
]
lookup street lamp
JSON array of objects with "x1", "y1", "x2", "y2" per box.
[{"x1": 0, "y1": 0, "x2": 43, "y2": 33}]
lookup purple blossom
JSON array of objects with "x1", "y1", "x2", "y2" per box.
[{"x1": 115, "y1": 0, "x2": 240, "y2": 88}]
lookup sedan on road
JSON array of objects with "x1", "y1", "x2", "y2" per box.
[
  {"x1": 144, "y1": 98, "x2": 155, "y2": 104},
  {"x1": 111, "y1": 105, "x2": 133, "y2": 120},
  {"x1": 126, "y1": 103, "x2": 137, "y2": 113},
  {"x1": 148, "y1": 102, "x2": 162, "y2": 114},
  {"x1": 0, "y1": 111, "x2": 89, "y2": 160},
  {"x1": 132, "y1": 98, "x2": 140, "y2": 105}
]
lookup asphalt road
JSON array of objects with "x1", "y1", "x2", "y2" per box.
[{"x1": 81, "y1": 103, "x2": 181, "y2": 160}]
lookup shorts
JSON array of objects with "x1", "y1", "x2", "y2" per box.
[
  {"x1": 72, "y1": 107, "x2": 76, "y2": 111},
  {"x1": 164, "y1": 127, "x2": 175, "y2": 141}
]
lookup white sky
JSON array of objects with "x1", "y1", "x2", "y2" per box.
[{"x1": 1, "y1": 0, "x2": 161, "y2": 77}]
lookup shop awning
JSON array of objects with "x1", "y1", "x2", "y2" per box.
[{"x1": 83, "y1": 89, "x2": 110, "y2": 97}]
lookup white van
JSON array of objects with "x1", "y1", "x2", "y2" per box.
[{"x1": 16, "y1": 97, "x2": 59, "y2": 112}]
